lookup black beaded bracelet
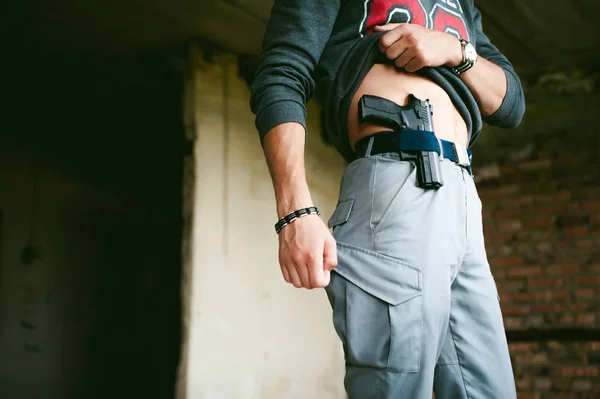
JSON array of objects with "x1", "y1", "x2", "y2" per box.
[{"x1": 275, "y1": 206, "x2": 321, "y2": 234}]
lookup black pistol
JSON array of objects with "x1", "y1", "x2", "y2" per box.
[{"x1": 358, "y1": 94, "x2": 443, "y2": 189}]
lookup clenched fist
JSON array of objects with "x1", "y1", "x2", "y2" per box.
[
  {"x1": 278, "y1": 214, "x2": 338, "y2": 289},
  {"x1": 375, "y1": 23, "x2": 463, "y2": 72}
]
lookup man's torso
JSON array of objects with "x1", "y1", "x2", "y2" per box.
[
  {"x1": 342, "y1": 0, "x2": 475, "y2": 148},
  {"x1": 317, "y1": 0, "x2": 479, "y2": 159}
]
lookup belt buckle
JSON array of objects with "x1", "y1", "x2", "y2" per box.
[{"x1": 453, "y1": 142, "x2": 470, "y2": 167}]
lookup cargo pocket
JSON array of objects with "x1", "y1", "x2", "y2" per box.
[
  {"x1": 327, "y1": 199, "x2": 355, "y2": 231},
  {"x1": 325, "y1": 241, "x2": 423, "y2": 373}
]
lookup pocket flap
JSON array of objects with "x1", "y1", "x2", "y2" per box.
[
  {"x1": 328, "y1": 199, "x2": 355, "y2": 228},
  {"x1": 334, "y1": 241, "x2": 422, "y2": 306}
]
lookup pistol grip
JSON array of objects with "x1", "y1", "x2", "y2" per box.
[{"x1": 358, "y1": 95, "x2": 406, "y2": 130}]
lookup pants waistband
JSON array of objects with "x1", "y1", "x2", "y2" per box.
[{"x1": 355, "y1": 130, "x2": 472, "y2": 173}]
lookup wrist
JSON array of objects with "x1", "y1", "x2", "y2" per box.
[
  {"x1": 277, "y1": 194, "x2": 314, "y2": 219},
  {"x1": 445, "y1": 35, "x2": 464, "y2": 67},
  {"x1": 449, "y1": 38, "x2": 478, "y2": 75},
  {"x1": 275, "y1": 206, "x2": 321, "y2": 234}
]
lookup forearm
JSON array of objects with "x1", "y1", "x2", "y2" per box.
[
  {"x1": 465, "y1": 2, "x2": 525, "y2": 127},
  {"x1": 459, "y1": 56, "x2": 508, "y2": 116},
  {"x1": 442, "y1": 36, "x2": 507, "y2": 116},
  {"x1": 263, "y1": 122, "x2": 313, "y2": 218}
]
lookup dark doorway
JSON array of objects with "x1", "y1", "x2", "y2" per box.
[{"x1": 1, "y1": 48, "x2": 184, "y2": 399}]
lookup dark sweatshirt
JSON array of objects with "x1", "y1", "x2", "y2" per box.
[{"x1": 250, "y1": 0, "x2": 525, "y2": 162}]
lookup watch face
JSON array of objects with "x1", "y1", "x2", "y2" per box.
[{"x1": 465, "y1": 42, "x2": 477, "y2": 62}]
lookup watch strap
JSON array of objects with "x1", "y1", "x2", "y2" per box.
[{"x1": 451, "y1": 39, "x2": 475, "y2": 75}]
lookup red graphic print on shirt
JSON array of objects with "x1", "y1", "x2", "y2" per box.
[
  {"x1": 360, "y1": 0, "x2": 469, "y2": 40},
  {"x1": 361, "y1": 0, "x2": 427, "y2": 34},
  {"x1": 430, "y1": 3, "x2": 469, "y2": 39}
]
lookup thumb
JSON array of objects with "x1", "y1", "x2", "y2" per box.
[{"x1": 323, "y1": 236, "x2": 338, "y2": 271}]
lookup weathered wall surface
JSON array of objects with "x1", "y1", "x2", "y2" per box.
[
  {"x1": 472, "y1": 79, "x2": 600, "y2": 398},
  {"x1": 180, "y1": 50, "x2": 347, "y2": 399}
]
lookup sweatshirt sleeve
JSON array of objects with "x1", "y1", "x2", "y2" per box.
[
  {"x1": 249, "y1": 0, "x2": 341, "y2": 143},
  {"x1": 471, "y1": 4, "x2": 525, "y2": 128}
]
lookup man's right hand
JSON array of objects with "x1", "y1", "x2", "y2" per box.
[
  {"x1": 261, "y1": 122, "x2": 337, "y2": 289},
  {"x1": 278, "y1": 214, "x2": 338, "y2": 289}
]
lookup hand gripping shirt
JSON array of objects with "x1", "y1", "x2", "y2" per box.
[{"x1": 250, "y1": 0, "x2": 525, "y2": 162}]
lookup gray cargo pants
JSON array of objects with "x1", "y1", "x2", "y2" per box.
[{"x1": 325, "y1": 152, "x2": 516, "y2": 398}]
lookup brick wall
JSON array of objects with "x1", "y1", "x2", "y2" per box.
[
  {"x1": 509, "y1": 341, "x2": 600, "y2": 399},
  {"x1": 474, "y1": 126, "x2": 600, "y2": 398}
]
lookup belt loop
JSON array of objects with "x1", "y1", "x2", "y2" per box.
[
  {"x1": 437, "y1": 137, "x2": 444, "y2": 159},
  {"x1": 365, "y1": 136, "x2": 375, "y2": 157}
]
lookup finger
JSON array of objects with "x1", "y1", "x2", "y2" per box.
[
  {"x1": 404, "y1": 56, "x2": 425, "y2": 73},
  {"x1": 323, "y1": 269, "x2": 331, "y2": 287},
  {"x1": 287, "y1": 266, "x2": 303, "y2": 288},
  {"x1": 279, "y1": 249, "x2": 292, "y2": 283},
  {"x1": 309, "y1": 261, "x2": 327, "y2": 288},
  {"x1": 308, "y1": 242, "x2": 326, "y2": 288},
  {"x1": 385, "y1": 40, "x2": 409, "y2": 61},
  {"x1": 395, "y1": 50, "x2": 416, "y2": 69},
  {"x1": 373, "y1": 23, "x2": 402, "y2": 32},
  {"x1": 295, "y1": 261, "x2": 313, "y2": 289},
  {"x1": 323, "y1": 236, "x2": 338, "y2": 271},
  {"x1": 280, "y1": 263, "x2": 291, "y2": 283},
  {"x1": 379, "y1": 29, "x2": 405, "y2": 52}
]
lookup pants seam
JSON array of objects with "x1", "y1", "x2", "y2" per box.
[
  {"x1": 377, "y1": 369, "x2": 382, "y2": 398},
  {"x1": 449, "y1": 321, "x2": 472, "y2": 399},
  {"x1": 463, "y1": 169, "x2": 468, "y2": 241},
  {"x1": 370, "y1": 156, "x2": 378, "y2": 252},
  {"x1": 386, "y1": 306, "x2": 392, "y2": 370},
  {"x1": 453, "y1": 174, "x2": 469, "y2": 286},
  {"x1": 344, "y1": 278, "x2": 349, "y2": 367}
]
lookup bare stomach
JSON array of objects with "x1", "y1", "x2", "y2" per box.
[{"x1": 347, "y1": 63, "x2": 468, "y2": 150}]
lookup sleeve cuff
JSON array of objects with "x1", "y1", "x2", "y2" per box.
[
  {"x1": 255, "y1": 100, "x2": 307, "y2": 144},
  {"x1": 482, "y1": 68, "x2": 525, "y2": 129}
]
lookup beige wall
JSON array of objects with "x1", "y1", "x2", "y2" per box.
[{"x1": 179, "y1": 49, "x2": 347, "y2": 398}]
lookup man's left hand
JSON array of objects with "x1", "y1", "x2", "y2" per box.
[{"x1": 375, "y1": 23, "x2": 462, "y2": 72}]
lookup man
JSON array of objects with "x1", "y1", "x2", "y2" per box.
[{"x1": 250, "y1": 0, "x2": 524, "y2": 397}]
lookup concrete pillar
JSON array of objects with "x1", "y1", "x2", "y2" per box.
[{"x1": 177, "y1": 45, "x2": 347, "y2": 399}]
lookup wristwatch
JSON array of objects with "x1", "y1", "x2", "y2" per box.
[{"x1": 451, "y1": 38, "x2": 477, "y2": 75}]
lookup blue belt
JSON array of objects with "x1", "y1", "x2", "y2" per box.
[{"x1": 355, "y1": 130, "x2": 472, "y2": 173}]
